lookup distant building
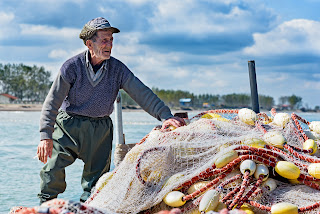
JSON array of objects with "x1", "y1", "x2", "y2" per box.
[
  {"x1": 202, "y1": 102, "x2": 210, "y2": 108},
  {"x1": 0, "y1": 93, "x2": 18, "y2": 104},
  {"x1": 179, "y1": 98, "x2": 192, "y2": 107}
]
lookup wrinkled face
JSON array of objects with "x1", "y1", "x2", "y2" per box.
[{"x1": 87, "y1": 30, "x2": 113, "y2": 64}]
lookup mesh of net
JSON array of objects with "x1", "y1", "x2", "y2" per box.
[
  {"x1": 82, "y1": 109, "x2": 320, "y2": 214},
  {"x1": 10, "y1": 109, "x2": 320, "y2": 214}
]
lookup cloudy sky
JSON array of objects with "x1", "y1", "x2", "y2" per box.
[{"x1": 1, "y1": 0, "x2": 320, "y2": 108}]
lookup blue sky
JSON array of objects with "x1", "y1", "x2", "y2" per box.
[{"x1": 1, "y1": 0, "x2": 320, "y2": 108}]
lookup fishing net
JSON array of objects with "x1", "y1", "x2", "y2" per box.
[{"x1": 11, "y1": 108, "x2": 320, "y2": 214}]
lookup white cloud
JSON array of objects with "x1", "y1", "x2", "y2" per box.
[
  {"x1": 304, "y1": 80, "x2": 320, "y2": 90},
  {"x1": 121, "y1": 0, "x2": 151, "y2": 5},
  {"x1": 147, "y1": 0, "x2": 276, "y2": 36},
  {"x1": 313, "y1": 73, "x2": 320, "y2": 78},
  {"x1": 149, "y1": 0, "x2": 225, "y2": 35},
  {"x1": 98, "y1": 6, "x2": 117, "y2": 16},
  {"x1": 20, "y1": 24, "x2": 79, "y2": 40},
  {"x1": 48, "y1": 49, "x2": 69, "y2": 59},
  {"x1": 244, "y1": 19, "x2": 320, "y2": 56},
  {"x1": 0, "y1": 12, "x2": 18, "y2": 39},
  {"x1": 260, "y1": 72, "x2": 289, "y2": 83},
  {"x1": 24, "y1": 0, "x2": 85, "y2": 5},
  {"x1": 49, "y1": 46, "x2": 86, "y2": 64},
  {"x1": 171, "y1": 67, "x2": 190, "y2": 79},
  {"x1": 190, "y1": 78, "x2": 211, "y2": 89},
  {"x1": 0, "y1": 11, "x2": 14, "y2": 24},
  {"x1": 113, "y1": 32, "x2": 142, "y2": 56},
  {"x1": 44, "y1": 47, "x2": 86, "y2": 77},
  {"x1": 189, "y1": 67, "x2": 229, "y2": 90}
]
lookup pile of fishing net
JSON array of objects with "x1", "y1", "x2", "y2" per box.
[{"x1": 11, "y1": 108, "x2": 320, "y2": 214}]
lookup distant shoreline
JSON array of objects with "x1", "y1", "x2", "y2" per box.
[
  {"x1": 0, "y1": 104, "x2": 319, "y2": 113},
  {"x1": 0, "y1": 104, "x2": 146, "y2": 112},
  {"x1": 0, "y1": 104, "x2": 43, "y2": 111}
]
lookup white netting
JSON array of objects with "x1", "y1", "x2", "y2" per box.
[
  {"x1": 10, "y1": 109, "x2": 320, "y2": 214},
  {"x1": 81, "y1": 109, "x2": 320, "y2": 214}
]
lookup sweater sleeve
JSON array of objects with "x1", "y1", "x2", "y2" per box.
[
  {"x1": 122, "y1": 71, "x2": 173, "y2": 121},
  {"x1": 39, "y1": 72, "x2": 71, "y2": 140}
]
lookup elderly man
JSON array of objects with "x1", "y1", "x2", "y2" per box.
[{"x1": 37, "y1": 17, "x2": 185, "y2": 204}]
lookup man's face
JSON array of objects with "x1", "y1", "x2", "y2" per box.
[{"x1": 90, "y1": 30, "x2": 113, "y2": 62}]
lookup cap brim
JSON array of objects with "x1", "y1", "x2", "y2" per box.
[
  {"x1": 111, "y1": 27, "x2": 120, "y2": 33},
  {"x1": 98, "y1": 27, "x2": 120, "y2": 33}
]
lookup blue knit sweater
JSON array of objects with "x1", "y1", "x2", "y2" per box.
[{"x1": 40, "y1": 51, "x2": 173, "y2": 140}]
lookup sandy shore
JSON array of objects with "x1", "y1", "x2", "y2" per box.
[
  {"x1": 0, "y1": 104, "x2": 43, "y2": 111},
  {"x1": 0, "y1": 104, "x2": 147, "y2": 112},
  {"x1": 0, "y1": 104, "x2": 187, "y2": 113}
]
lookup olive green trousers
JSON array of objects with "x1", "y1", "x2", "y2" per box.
[{"x1": 38, "y1": 111, "x2": 113, "y2": 203}]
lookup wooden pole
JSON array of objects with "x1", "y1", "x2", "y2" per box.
[{"x1": 248, "y1": 60, "x2": 260, "y2": 113}]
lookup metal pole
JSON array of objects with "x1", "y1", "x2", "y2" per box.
[
  {"x1": 248, "y1": 60, "x2": 260, "y2": 113},
  {"x1": 114, "y1": 91, "x2": 124, "y2": 144}
]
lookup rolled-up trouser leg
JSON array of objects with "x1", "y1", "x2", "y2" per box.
[
  {"x1": 38, "y1": 114, "x2": 77, "y2": 203},
  {"x1": 79, "y1": 117, "x2": 113, "y2": 202}
]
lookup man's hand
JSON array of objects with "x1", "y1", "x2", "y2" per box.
[
  {"x1": 162, "y1": 116, "x2": 186, "y2": 130},
  {"x1": 37, "y1": 139, "x2": 53, "y2": 163}
]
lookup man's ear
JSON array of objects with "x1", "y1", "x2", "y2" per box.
[{"x1": 86, "y1": 40, "x2": 92, "y2": 49}]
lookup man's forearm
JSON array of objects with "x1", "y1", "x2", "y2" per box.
[{"x1": 40, "y1": 73, "x2": 70, "y2": 140}]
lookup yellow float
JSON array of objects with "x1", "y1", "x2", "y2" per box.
[
  {"x1": 275, "y1": 161, "x2": 300, "y2": 179},
  {"x1": 308, "y1": 163, "x2": 320, "y2": 179},
  {"x1": 263, "y1": 131, "x2": 286, "y2": 149},
  {"x1": 303, "y1": 139, "x2": 317, "y2": 155},
  {"x1": 198, "y1": 189, "x2": 220, "y2": 212},
  {"x1": 240, "y1": 204, "x2": 255, "y2": 214},
  {"x1": 201, "y1": 113, "x2": 222, "y2": 119},
  {"x1": 187, "y1": 181, "x2": 210, "y2": 196},
  {"x1": 162, "y1": 173, "x2": 184, "y2": 190},
  {"x1": 242, "y1": 138, "x2": 266, "y2": 148},
  {"x1": 273, "y1": 113, "x2": 290, "y2": 128},
  {"x1": 201, "y1": 112, "x2": 230, "y2": 123},
  {"x1": 309, "y1": 121, "x2": 320, "y2": 134},
  {"x1": 238, "y1": 108, "x2": 257, "y2": 125},
  {"x1": 163, "y1": 191, "x2": 186, "y2": 207},
  {"x1": 214, "y1": 150, "x2": 238, "y2": 168},
  {"x1": 270, "y1": 202, "x2": 298, "y2": 214}
]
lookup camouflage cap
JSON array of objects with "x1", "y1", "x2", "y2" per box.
[{"x1": 79, "y1": 17, "x2": 120, "y2": 44}]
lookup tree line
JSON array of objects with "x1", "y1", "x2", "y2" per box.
[
  {"x1": 0, "y1": 63, "x2": 308, "y2": 110},
  {"x1": 0, "y1": 63, "x2": 52, "y2": 102},
  {"x1": 122, "y1": 88, "x2": 304, "y2": 110}
]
